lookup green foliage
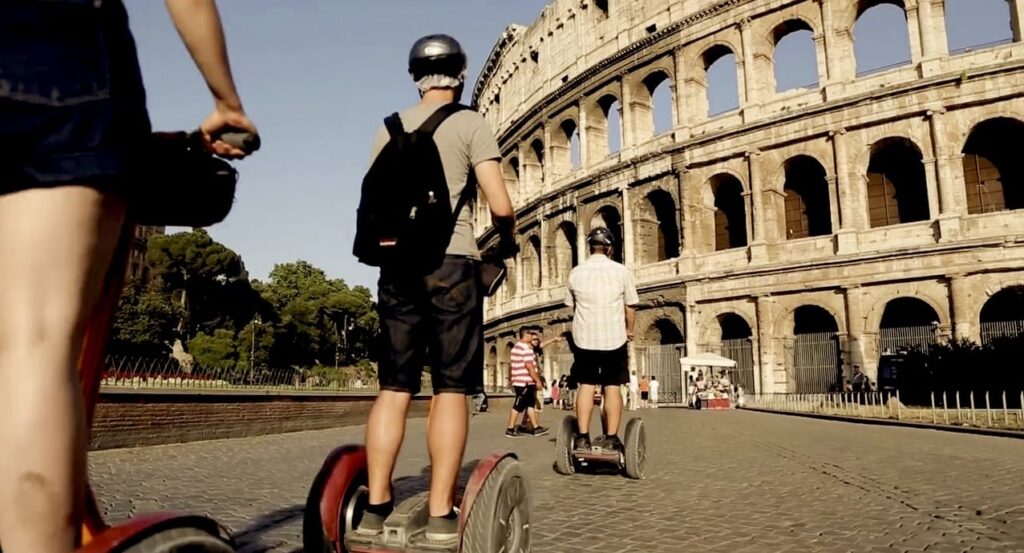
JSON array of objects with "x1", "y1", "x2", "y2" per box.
[
  {"x1": 119, "y1": 234, "x2": 378, "y2": 377},
  {"x1": 893, "y1": 335, "x2": 1024, "y2": 406},
  {"x1": 112, "y1": 282, "x2": 180, "y2": 356},
  {"x1": 187, "y1": 329, "x2": 239, "y2": 367}
]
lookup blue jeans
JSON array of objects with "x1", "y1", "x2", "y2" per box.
[{"x1": 0, "y1": 0, "x2": 150, "y2": 192}]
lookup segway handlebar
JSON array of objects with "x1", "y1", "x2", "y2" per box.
[{"x1": 217, "y1": 131, "x2": 261, "y2": 153}]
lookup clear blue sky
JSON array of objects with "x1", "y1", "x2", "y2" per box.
[{"x1": 125, "y1": 1, "x2": 1009, "y2": 289}]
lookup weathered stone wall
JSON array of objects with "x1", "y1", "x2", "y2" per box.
[{"x1": 474, "y1": 0, "x2": 1024, "y2": 393}]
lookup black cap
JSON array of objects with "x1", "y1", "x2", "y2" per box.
[
  {"x1": 587, "y1": 227, "x2": 615, "y2": 246},
  {"x1": 408, "y1": 34, "x2": 468, "y2": 81}
]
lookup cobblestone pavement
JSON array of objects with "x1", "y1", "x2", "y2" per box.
[{"x1": 90, "y1": 408, "x2": 1024, "y2": 553}]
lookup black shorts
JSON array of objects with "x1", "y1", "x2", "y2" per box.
[
  {"x1": 570, "y1": 345, "x2": 629, "y2": 387},
  {"x1": 0, "y1": 1, "x2": 151, "y2": 193},
  {"x1": 512, "y1": 385, "x2": 537, "y2": 413},
  {"x1": 640, "y1": 391, "x2": 649, "y2": 400},
  {"x1": 377, "y1": 256, "x2": 483, "y2": 395}
]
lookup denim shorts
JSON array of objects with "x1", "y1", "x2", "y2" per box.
[
  {"x1": 376, "y1": 256, "x2": 484, "y2": 395},
  {"x1": 0, "y1": 0, "x2": 151, "y2": 193}
]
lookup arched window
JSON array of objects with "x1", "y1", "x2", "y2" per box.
[
  {"x1": 704, "y1": 45, "x2": 740, "y2": 116},
  {"x1": 854, "y1": 1, "x2": 912, "y2": 75},
  {"x1": 866, "y1": 138, "x2": 929, "y2": 227},
  {"x1": 601, "y1": 95, "x2": 622, "y2": 154},
  {"x1": 636, "y1": 189, "x2": 680, "y2": 263},
  {"x1": 772, "y1": 20, "x2": 818, "y2": 92},
  {"x1": 710, "y1": 174, "x2": 748, "y2": 250},
  {"x1": 590, "y1": 206, "x2": 623, "y2": 262},
  {"x1": 551, "y1": 222, "x2": 577, "y2": 284},
  {"x1": 878, "y1": 297, "x2": 940, "y2": 354},
  {"x1": 962, "y1": 118, "x2": 1024, "y2": 214},
  {"x1": 945, "y1": 0, "x2": 1013, "y2": 54},
  {"x1": 783, "y1": 156, "x2": 832, "y2": 239},
  {"x1": 980, "y1": 286, "x2": 1024, "y2": 345}
]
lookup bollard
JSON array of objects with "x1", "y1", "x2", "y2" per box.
[
  {"x1": 896, "y1": 389, "x2": 902, "y2": 421},
  {"x1": 985, "y1": 391, "x2": 992, "y2": 428},
  {"x1": 943, "y1": 391, "x2": 949, "y2": 425},
  {"x1": 956, "y1": 391, "x2": 962, "y2": 423},
  {"x1": 970, "y1": 391, "x2": 976, "y2": 425},
  {"x1": 930, "y1": 391, "x2": 936, "y2": 424},
  {"x1": 1004, "y1": 391, "x2": 1010, "y2": 428}
]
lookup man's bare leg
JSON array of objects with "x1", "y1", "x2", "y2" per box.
[
  {"x1": 575, "y1": 383, "x2": 597, "y2": 435},
  {"x1": 365, "y1": 390, "x2": 411, "y2": 506},
  {"x1": 427, "y1": 393, "x2": 467, "y2": 517},
  {"x1": 602, "y1": 384, "x2": 624, "y2": 437}
]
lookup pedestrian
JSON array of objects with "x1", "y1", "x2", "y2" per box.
[
  {"x1": 649, "y1": 375, "x2": 660, "y2": 408},
  {"x1": 550, "y1": 379, "x2": 560, "y2": 410},
  {"x1": 506, "y1": 328, "x2": 548, "y2": 438},
  {"x1": 627, "y1": 370, "x2": 639, "y2": 411},
  {"x1": 355, "y1": 34, "x2": 516, "y2": 545},
  {"x1": 0, "y1": 2, "x2": 257, "y2": 551},
  {"x1": 639, "y1": 374, "x2": 650, "y2": 408},
  {"x1": 563, "y1": 227, "x2": 640, "y2": 452}
]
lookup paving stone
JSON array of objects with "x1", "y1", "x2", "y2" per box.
[{"x1": 88, "y1": 409, "x2": 1024, "y2": 552}]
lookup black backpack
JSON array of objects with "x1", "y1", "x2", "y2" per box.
[{"x1": 353, "y1": 103, "x2": 474, "y2": 274}]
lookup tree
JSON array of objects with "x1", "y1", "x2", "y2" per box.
[
  {"x1": 147, "y1": 229, "x2": 264, "y2": 340},
  {"x1": 111, "y1": 282, "x2": 180, "y2": 356},
  {"x1": 188, "y1": 329, "x2": 238, "y2": 368}
]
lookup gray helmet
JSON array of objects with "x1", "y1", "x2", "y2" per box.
[
  {"x1": 408, "y1": 34, "x2": 468, "y2": 82},
  {"x1": 587, "y1": 227, "x2": 615, "y2": 246}
]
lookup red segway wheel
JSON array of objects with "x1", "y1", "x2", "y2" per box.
[{"x1": 303, "y1": 445, "x2": 368, "y2": 553}]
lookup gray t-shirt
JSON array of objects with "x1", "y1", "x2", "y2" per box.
[{"x1": 369, "y1": 101, "x2": 501, "y2": 259}]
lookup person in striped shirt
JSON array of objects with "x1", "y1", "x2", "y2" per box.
[
  {"x1": 505, "y1": 328, "x2": 549, "y2": 437},
  {"x1": 564, "y1": 227, "x2": 639, "y2": 452}
]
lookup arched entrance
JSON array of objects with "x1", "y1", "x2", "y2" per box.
[
  {"x1": 788, "y1": 306, "x2": 841, "y2": 393},
  {"x1": 710, "y1": 313, "x2": 755, "y2": 393},
  {"x1": 636, "y1": 318, "x2": 685, "y2": 404},
  {"x1": 980, "y1": 286, "x2": 1024, "y2": 345},
  {"x1": 486, "y1": 345, "x2": 498, "y2": 390},
  {"x1": 877, "y1": 297, "x2": 940, "y2": 355}
]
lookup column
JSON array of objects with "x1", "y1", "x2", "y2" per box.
[
  {"x1": 673, "y1": 47, "x2": 688, "y2": 137},
  {"x1": 819, "y1": 0, "x2": 853, "y2": 93},
  {"x1": 948, "y1": 274, "x2": 976, "y2": 342},
  {"x1": 813, "y1": 0, "x2": 833, "y2": 83},
  {"x1": 843, "y1": 285, "x2": 870, "y2": 382},
  {"x1": 539, "y1": 218, "x2": 552, "y2": 290},
  {"x1": 619, "y1": 74, "x2": 636, "y2": 149},
  {"x1": 812, "y1": 32, "x2": 829, "y2": 87},
  {"x1": 1013, "y1": 0, "x2": 1024, "y2": 42},
  {"x1": 739, "y1": 18, "x2": 761, "y2": 119},
  {"x1": 754, "y1": 296, "x2": 774, "y2": 394},
  {"x1": 747, "y1": 151, "x2": 766, "y2": 244},
  {"x1": 904, "y1": 4, "x2": 924, "y2": 66},
  {"x1": 577, "y1": 97, "x2": 590, "y2": 168},
  {"x1": 621, "y1": 186, "x2": 635, "y2": 266},
  {"x1": 917, "y1": 0, "x2": 937, "y2": 58},
  {"x1": 542, "y1": 124, "x2": 554, "y2": 193},
  {"x1": 683, "y1": 300, "x2": 698, "y2": 365},
  {"x1": 917, "y1": 0, "x2": 948, "y2": 76},
  {"x1": 831, "y1": 129, "x2": 860, "y2": 253},
  {"x1": 576, "y1": 202, "x2": 588, "y2": 263}
]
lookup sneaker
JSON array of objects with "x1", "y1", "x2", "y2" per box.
[
  {"x1": 425, "y1": 511, "x2": 459, "y2": 544},
  {"x1": 604, "y1": 435, "x2": 625, "y2": 452},
  {"x1": 531, "y1": 426, "x2": 550, "y2": 436},
  {"x1": 573, "y1": 434, "x2": 591, "y2": 451},
  {"x1": 356, "y1": 511, "x2": 387, "y2": 536},
  {"x1": 505, "y1": 428, "x2": 520, "y2": 438}
]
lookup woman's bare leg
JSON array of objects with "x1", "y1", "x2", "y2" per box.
[{"x1": 0, "y1": 186, "x2": 125, "y2": 553}]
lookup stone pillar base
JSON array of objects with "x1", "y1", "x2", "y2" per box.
[
  {"x1": 834, "y1": 230, "x2": 858, "y2": 255},
  {"x1": 937, "y1": 214, "x2": 962, "y2": 243},
  {"x1": 919, "y1": 57, "x2": 945, "y2": 78},
  {"x1": 823, "y1": 82, "x2": 846, "y2": 102},
  {"x1": 748, "y1": 241, "x2": 769, "y2": 264}
]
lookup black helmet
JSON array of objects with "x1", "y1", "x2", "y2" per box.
[
  {"x1": 587, "y1": 227, "x2": 615, "y2": 246},
  {"x1": 408, "y1": 34, "x2": 468, "y2": 81}
]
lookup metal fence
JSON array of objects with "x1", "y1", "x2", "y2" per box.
[
  {"x1": 713, "y1": 339, "x2": 756, "y2": 393},
  {"x1": 981, "y1": 320, "x2": 1024, "y2": 345},
  {"x1": 792, "y1": 332, "x2": 841, "y2": 393},
  {"x1": 878, "y1": 325, "x2": 937, "y2": 355},
  {"x1": 635, "y1": 344, "x2": 684, "y2": 404},
  {"x1": 746, "y1": 390, "x2": 1024, "y2": 431}
]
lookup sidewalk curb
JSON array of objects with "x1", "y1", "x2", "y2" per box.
[{"x1": 742, "y1": 407, "x2": 1024, "y2": 440}]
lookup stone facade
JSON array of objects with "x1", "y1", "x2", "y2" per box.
[
  {"x1": 126, "y1": 225, "x2": 165, "y2": 284},
  {"x1": 473, "y1": 0, "x2": 1024, "y2": 394}
]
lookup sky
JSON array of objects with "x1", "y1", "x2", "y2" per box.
[{"x1": 124, "y1": 0, "x2": 1011, "y2": 290}]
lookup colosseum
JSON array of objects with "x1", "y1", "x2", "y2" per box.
[{"x1": 472, "y1": 0, "x2": 1024, "y2": 402}]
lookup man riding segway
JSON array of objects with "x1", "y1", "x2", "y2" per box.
[{"x1": 564, "y1": 227, "x2": 639, "y2": 453}]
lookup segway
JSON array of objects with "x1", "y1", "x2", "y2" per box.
[
  {"x1": 554, "y1": 412, "x2": 646, "y2": 480},
  {"x1": 74, "y1": 131, "x2": 259, "y2": 552},
  {"x1": 303, "y1": 446, "x2": 530, "y2": 553}
]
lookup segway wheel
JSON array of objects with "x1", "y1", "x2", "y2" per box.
[
  {"x1": 121, "y1": 527, "x2": 234, "y2": 552},
  {"x1": 554, "y1": 415, "x2": 577, "y2": 475},
  {"x1": 623, "y1": 417, "x2": 646, "y2": 480},
  {"x1": 461, "y1": 457, "x2": 530, "y2": 553},
  {"x1": 302, "y1": 445, "x2": 368, "y2": 553}
]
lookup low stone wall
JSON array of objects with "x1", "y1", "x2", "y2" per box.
[{"x1": 90, "y1": 390, "x2": 515, "y2": 451}]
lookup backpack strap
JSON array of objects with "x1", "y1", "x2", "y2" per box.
[
  {"x1": 450, "y1": 168, "x2": 477, "y2": 222},
  {"x1": 417, "y1": 103, "x2": 470, "y2": 136},
  {"x1": 384, "y1": 112, "x2": 405, "y2": 139}
]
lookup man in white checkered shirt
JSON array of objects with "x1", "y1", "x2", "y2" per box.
[{"x1": 563, "y1": 227, "x2": 639, "y2": 453}]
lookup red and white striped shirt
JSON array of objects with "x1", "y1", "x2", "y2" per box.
[{"x1": 509, "y1": 341, "x2": 537, "y2": 387}]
